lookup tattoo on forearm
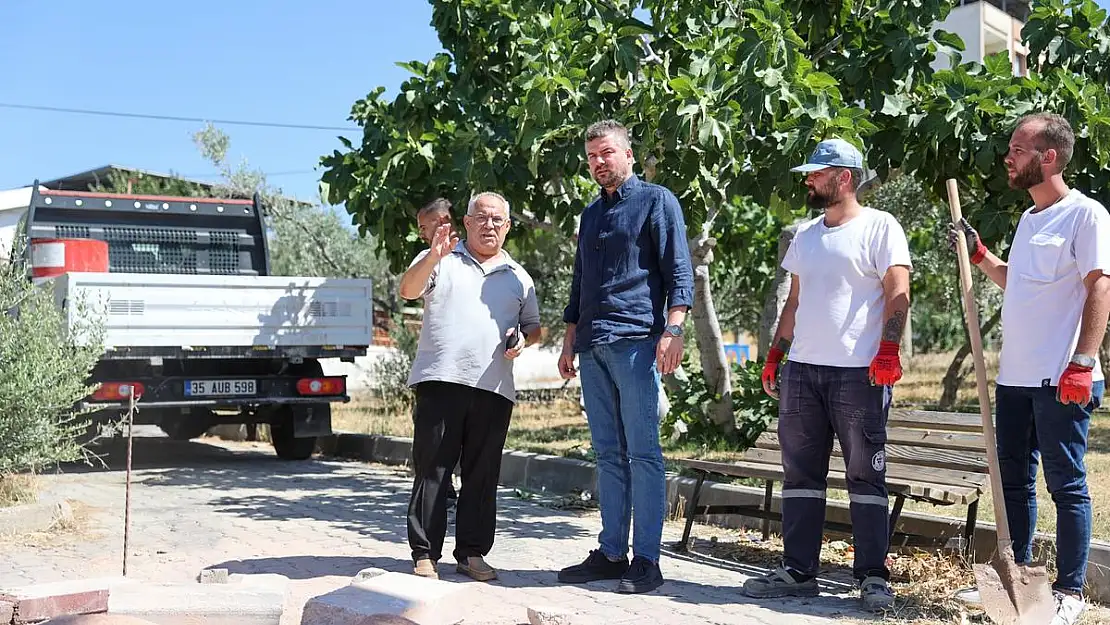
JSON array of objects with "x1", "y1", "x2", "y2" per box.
[
  {"x1": 882, "y1": 310, "x2": 906, "y2": 343},
  {"x1": 774, "y1": 337, "x2": 791, "y2": 352}
]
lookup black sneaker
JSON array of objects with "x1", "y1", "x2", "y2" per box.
[
  {"x1": 558, "y1": 549, "x2": 629, "y2": 583},
  {"x1": 617, "y1": 556, "x2": 664, "y2": 594}
]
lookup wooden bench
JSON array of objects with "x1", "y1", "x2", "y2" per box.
[{"x1": 672, "y1": 409, "x2": 988, "y2": 557}]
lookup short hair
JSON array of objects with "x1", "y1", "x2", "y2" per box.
[
  {"x1": 467, "y1": 191, "x2": 510, "y2": 216},
  {"x1": 846, "y1": 167, "x2": 866, "y2": 190},
  {"x1": 1016, "y1": 113, "x2": 1074, "y2": 172},
  {"x1": 585, "y1": 120, "x2": 631, "y2": 150},
  {"x1": 417, "y1": 197, "x2": 452, "y2": 219}
]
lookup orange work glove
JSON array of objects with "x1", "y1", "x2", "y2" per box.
[
  {"x1": 869, "y1": 340, "x2": 903, "y2": 386},
  {"x1": 762, "y1": 346, "x2": 786, "y2": 397},
  {"x1": 1058, "y1": 363, "x2": 1093, "y2": 406}
]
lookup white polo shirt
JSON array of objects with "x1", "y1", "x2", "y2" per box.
[
  {"x1": 998, "y1": 189, "x2": 1110, "y2": 387},
  {"x1": 406, "y1": 241, "x2": 541, "y2": 403},
  {"x1": 781, "y1": 207, "x2": 913, "y2": 367}
]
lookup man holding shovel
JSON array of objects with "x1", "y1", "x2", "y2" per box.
[
  {"x1": 746, "y1": 138, "x2": 911, "y2": 611},
  {"x1": 949, "y1": 112, "x2": 1110, "y2": 624}
]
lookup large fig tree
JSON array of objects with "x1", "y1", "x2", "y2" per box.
[{"x1": 320, "y1": 0, "x2": 961, "y2": 433}]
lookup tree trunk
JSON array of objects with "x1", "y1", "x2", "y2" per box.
[
  {"x1": 689, "y1": 231, "x2": 734, "y2": 432},
  {"x1": 938, "y1": 307, "x2": 1002, "y2": 410},
  {"x1": 757, "y1": 223, "x2": 801, "y2": 359}
]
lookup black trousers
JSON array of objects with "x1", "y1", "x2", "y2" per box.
[{"x1": 407, "y1": 380, "x2": 513, "y2": 563}]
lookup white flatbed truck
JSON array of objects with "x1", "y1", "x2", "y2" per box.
[{"x1": 25, "y1": 183, "x2": 374, "y2": 459}]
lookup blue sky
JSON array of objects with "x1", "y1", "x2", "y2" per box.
[
  {"x1": 3, "y1": 1, "x2": 1110, "y2": 212},
  {"x1": 0, "y1": 1, "x2": 442, "y2": 207}
]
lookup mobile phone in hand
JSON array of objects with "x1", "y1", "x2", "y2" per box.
[{"x1": 505, "y1": 327, "x2": 523, "y2": 352}]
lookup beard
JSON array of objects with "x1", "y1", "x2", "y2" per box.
[
  {"x1": 1009, "y1": 155, "x2": 1045, "y2": 190},
  {"x1": 592, "y1": 164, "x2": 628, "y2": 190},
  {"x1": 805, "y1": 178, "x2": 839, "y2": 209}
]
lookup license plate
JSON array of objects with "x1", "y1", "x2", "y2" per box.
[{"x1": 184, "y1": 379, "x2": 257, "y2": 397}]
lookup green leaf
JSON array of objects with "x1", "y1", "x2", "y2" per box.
[
  {"x1": 617, "y1": 17, "x2": 653, "y2": 37},
  {"x1": 669, "y1": 76, "x2": 696, "y2": 98},
  {"x1": 932, "y1": 29, "x2": 966, "y2": 52},
  {"x1": 983, "y1": 52, "x2": 1012, "y2": 77},
  {"x1": 976, "y1": 99, "x2": 1006, "y2": 115},
  {"x1": 803, "y1": 72, "x2": 839, "y2": 90},
  {"x1": 881, "y1": 94, "x2": 910, "y2": 116}
]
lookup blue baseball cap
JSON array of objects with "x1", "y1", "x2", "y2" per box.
[{"x1": 790, "y1": 138, "x2": 865, "y2": 172}]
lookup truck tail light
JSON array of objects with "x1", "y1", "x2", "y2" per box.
[
  {"x1": 296, "y1": 377, "x2": 345, "y2": 396},
  {"x1": 91, "y1": 382, "x2": 145, "y2": 401}
]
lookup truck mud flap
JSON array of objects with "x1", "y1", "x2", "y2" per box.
[{"x1": 292, "y1": 403, "x2": 332, "y2": 438}]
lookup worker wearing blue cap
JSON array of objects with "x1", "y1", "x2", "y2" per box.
[{"x1": 744, "y1": 137, "x2": 912, "y2": 612}]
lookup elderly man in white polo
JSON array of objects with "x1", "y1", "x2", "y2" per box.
[{"x1": 398, "y1": 191, "x2": 541, "y2": 582}]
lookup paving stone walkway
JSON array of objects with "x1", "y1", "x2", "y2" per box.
[{"x1": 0, "y1": 435, "x2": 881, "y2": 624}]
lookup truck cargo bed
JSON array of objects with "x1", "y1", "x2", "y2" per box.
[{"x1": 53, "y1": 272, "x2": 374, "y2": 357}]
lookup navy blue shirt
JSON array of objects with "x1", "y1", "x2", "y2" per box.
[{"x1": 563, "y1": 176, "x2": 695, "y2": 353}]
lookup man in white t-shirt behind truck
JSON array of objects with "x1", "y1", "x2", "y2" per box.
[
  {"x1": 743, "y1": 138, "x2": 912, "y2": 612},
  {"x1": 948, "y1": 112, "x2": 1110, "y2": 625}
]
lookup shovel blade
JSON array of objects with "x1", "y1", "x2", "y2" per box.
[{"x1": 972, "y1": 552, "x2": 1056, "y2": 625}]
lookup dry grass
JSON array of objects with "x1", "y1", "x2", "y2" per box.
[
  {"x1": 333, "y1": 396, "x2": 596, "y2": 460},
  {"x1": 0, "y1": 500, "x2": 91, "y2": 548},
  {"x1": 0, "y1": 474, "x2": 39, "y2": 507},
  {"x1": 896, "y1": 351, "x2": 1001, "y2": 410},
  {"x1": 677, "y1": 521, "x2": 1110, "y2": 624}
]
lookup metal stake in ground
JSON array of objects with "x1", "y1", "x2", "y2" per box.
[
  {"x1": 945, "y1": 178, "x2": 1055, "y2": 625},
  {"x1": 123, "y1": 394, "x2": 136, "y2": 577}
]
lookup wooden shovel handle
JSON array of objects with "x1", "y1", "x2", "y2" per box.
[{"x1": 945, "y1": 179, "x2": 1012, "y2": 548}]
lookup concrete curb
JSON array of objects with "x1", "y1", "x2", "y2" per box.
[{"x1": 316, "y1": 431, "x2": 1110, "y2": 603}]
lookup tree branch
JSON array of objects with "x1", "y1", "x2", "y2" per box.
[{"x1": 267, "y1": 201, "x2": 357, "y2": 279}]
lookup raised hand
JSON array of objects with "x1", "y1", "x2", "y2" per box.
[{"x1": 430, "y1": 223, "x2": 459, "y2": 259}]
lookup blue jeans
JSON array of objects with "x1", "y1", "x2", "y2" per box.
[
  {"x1": 579, "y1": 337, "x2": 666, "y2": 562},
  {"x1": 995, "y1": 381, "x2": 1104, "y2": 594},
  {"x1": 778, "y1": 361, "x2": 893, "y2": 581}
]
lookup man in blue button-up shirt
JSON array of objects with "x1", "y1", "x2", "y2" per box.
[{"x1": 556, "y1": 120, "x2": 694, "y2": 594}]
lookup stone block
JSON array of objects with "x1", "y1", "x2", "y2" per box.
[
  {"x1": 301, "y1": 572, "x2": 461, "y2": 625},
  {"x1": 0, "y1": 579, "x2": 115, "y2": 623},
  {"x1": 198, "y1": 569, "x2": 228, "y2": 584},
  {"x1": 0, "y1": 600, "x2": 12, "y2": 624},
  {"x1": 107, "y1": 578, "x2": 286, "y2": 625},
  {"x1": 347, "y1": 617, "x2": 418, "y2": 625},
  {"x1": 42, "y1": 616, "x2": 159, "y2": 625},
  {"x1": 352, "y1": 568, "x2": 387, "y2": 582},
  {"x1": 527, "y1": 606, "x2": 577, "y2": 625}
]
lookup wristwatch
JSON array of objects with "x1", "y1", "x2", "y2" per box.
[
  {"x1": 1071, "y1": 353, "x2": 1097, "y2": 369},
  {"x1": 664, "y1": 324, "x2": 684, "y2": 338}
]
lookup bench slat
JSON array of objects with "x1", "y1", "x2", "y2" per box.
[
  {"x1": 889, "y1": 409, "x2": 983, "y2": 432},
  {"x1": 675, "y1": 458, "x2": 979, "y2": 505},
  {"x1": 756, "y1": 432, "x2": 989, "y2": 474},
  {"x1": 762, "y1": 422, "x2": 986, "y2": 453},
  {"x1": 739, "y1": 447, "x2": 987, "y2": 490}
]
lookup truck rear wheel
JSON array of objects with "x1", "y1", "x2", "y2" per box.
[{"x1": 270, "y1": 407, "x2": 317, "y2": 460}]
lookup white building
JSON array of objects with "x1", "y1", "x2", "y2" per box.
[{"x1": 932, "y1": 0, "x2": 1030, "y2": 76}]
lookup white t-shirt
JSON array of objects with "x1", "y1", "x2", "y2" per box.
[
  {"x1": 997, "y1": 189, "x2": 1110, "y2": 387},
  {"x1": 781, "y1": 207, "x2": 913, "y2": 367}
]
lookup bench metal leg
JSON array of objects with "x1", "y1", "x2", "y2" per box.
[
  {"x1": 963, "y1": 499, "x2": 979, "y2": 560},
  {"x1": 889, "y1": 494, "x2": 905, "y2": 542},
  {"x1": 761, "y1": 480, "x2": 774, "y2": 540},
  {"x1": 677, "y1": 471, "x2": 707, "y2": 552}
]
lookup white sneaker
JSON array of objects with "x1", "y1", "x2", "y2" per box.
[{"x1": 1051, "y1": 590, "x2": 1086, "y2": 625}]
